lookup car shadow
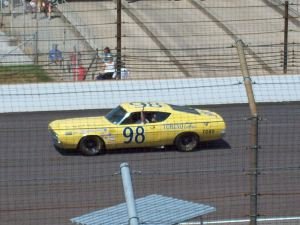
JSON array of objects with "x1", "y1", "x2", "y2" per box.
[
  {"x1": 54, "y1": 145, "x2": 81, "y2": 156},
  {"x1": 199, "y1": 139, "x2": 231, "y2": 151},
  {"x1": 53, "y1": 139, "x2": 231, "y2": 156}
]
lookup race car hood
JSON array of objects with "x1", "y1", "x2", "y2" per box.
[{"x1": 49, "y1": 116, "x2": 111, "y2": 132}]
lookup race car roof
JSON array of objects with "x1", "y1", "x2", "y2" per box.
[{"x1": 120, "y1": 102, "x2": 172, "y2": 113}]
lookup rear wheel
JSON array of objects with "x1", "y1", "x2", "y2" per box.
[
  {"x1": 175, "y1": 133, "x2": 199, "y2": 152},
  {"x1": 79, "y1": 136, "x2": 105, "y2": 156}
]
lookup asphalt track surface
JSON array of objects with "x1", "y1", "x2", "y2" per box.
[{"x1": 0, "y1": 103, "x2": 300, "y2": 225}]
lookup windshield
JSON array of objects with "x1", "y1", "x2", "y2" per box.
[{"x1": 105, "y1": 106, "x2": 127, "y2": 124}]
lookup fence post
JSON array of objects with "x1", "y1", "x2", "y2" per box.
[
  {"x1": 236, "y1": 39, "x2": 259, "y2": 225},
  {"x1": 120, "y1": 162, "x2": 139, "y2": 225},
  {"x1": 116, "y1": 0, "x2": 122, "y2": 79},
  {"x1": 283, "y1": 1, "x2": 289, "y2": 74},
  {"x1": 34, "y1": 31, "x2": 39, "y2": 64},
  {"x1": 10, "y1": 0, "x2": 13, "y2": 34},
  {"x1": 34, "y1": 7, "x2": 39, "y2": 65}
]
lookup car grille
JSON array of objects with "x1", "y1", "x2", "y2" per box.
[{"x1": 49, "y1": 128, "x2": 59, "y2": 144}]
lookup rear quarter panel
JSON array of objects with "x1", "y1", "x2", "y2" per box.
[{"x1": 160, "y1": 111, "x2": 225, "y2": 143}]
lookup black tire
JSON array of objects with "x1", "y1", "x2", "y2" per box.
[
  {"x1": 175, "y1": 133, "x2": 199, "y2": 152},
  {"x1": 78, "y1": 136, "x2": 105, "y2": 156}
]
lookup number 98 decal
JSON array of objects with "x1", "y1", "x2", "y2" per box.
[
  {"x1": 123, "y1": 126, "x2": 145, "y2": 144},
  {"x1": 129, "y1": 102, "x2": 162, "y2": 108}
]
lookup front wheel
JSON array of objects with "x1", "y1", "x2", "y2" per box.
[
  {"x1": 175, "y1": 133, "x2": 199, "y2": 152},
  {"x1": 79, "y1": 136, "x2": 105, "y2": 156}
]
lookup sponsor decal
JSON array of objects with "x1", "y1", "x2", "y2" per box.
[
  {"x1": 102, "y1": 133, "x2": 116, "y2": 141},
  {"x1": 163, "y1": 123, "x2": 195, "y2": 130},
  {"x1": 79, "y1": 128, "x2": 107, "y2": 134}
]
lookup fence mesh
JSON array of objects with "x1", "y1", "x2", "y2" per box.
[{"x1": 0, "y1": 0, "x2": 300, "y2": 225}]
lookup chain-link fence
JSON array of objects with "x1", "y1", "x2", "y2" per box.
[
  {"x1": 0, "y1": 1, "x2": 300, "y2": 225},
  {"x1": 1, "y1": 0, "x2": 300, "y2": 81}
]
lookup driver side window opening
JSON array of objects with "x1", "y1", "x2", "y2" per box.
[
  {"x1": 144, "y1": 112, "x2": 171, "y2": 123},
  {"x1": 121, "y1": 112, "x2": 142, "y2": 125},
  {"x1": 121, "y1": 111, "x2": 171, "y2": 125}
]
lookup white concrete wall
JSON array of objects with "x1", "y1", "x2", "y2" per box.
[{"x1": 1, "y1": 75, "x2": 299, "y2": 113}]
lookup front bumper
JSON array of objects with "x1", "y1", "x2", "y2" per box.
[{"x1": 49, "y1": 128, "x2": 62, "y2": 147}]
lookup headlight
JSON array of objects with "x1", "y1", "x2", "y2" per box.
[
  {"x1": 64, "y1": 131, "x2": 73, "y2": 135},
  {"x1": 49, "y1": 128, "x2": 61, "y2": 144},
  {"x1": 220, "y1": 128, "x2": 226, "y2": 137}
]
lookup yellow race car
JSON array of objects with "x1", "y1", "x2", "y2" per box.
[{"x1": 48, "y1": 102, "x2": 226, "y2": 156}]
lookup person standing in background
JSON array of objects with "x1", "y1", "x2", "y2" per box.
[{"x1": 95, "y1": 56, "x2": 115, "y2": 80}]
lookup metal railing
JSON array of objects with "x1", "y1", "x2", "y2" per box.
[{"x1": 57, "y1": 0, "x2": 97, "y2": 50}]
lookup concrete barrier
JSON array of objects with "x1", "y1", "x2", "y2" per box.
[{"x1": 0, "y1": 75, "x2": 299, "y2": 113}]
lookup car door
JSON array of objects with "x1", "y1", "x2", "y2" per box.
[
  {"x1": 116, "y1": 111, "x2": 162, "y2": 149},
  {"x1": 143, "y1": 111, "x2": 171, "y2": 147}
]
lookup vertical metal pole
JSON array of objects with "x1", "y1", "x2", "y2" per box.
[
  {"x1": 34, "y1": 31, "x2": 38, "y2": 64},
  {"x1": 35, "y1": 9, "x2": 39, "y2": 64},
  {"x1": 236, "y1": 40, "x2": 257, "y2": 114},
  {"x1": 120, "y1": 163, "x2": 139, "y2": 225},
  {"x1": 23, "y1": 0, "x2": 25, "y2": 44},
  {"x1": 236, "y1": 40, "x2": 259, "y2": 225},
  {"x1": 0, "y1": 2, "x2": 2, "y2": 30},
  {"x1": 10, "y1": 0, "x2": 13, "y2": 34},
  {"x1": 116, "y1": 0, "x2": 122, "y2": 79},
  {"x1": 75, "y1": 47, "x2": 78, "y2": 81},
  {"x1": 63, "y1": 28, "x2": 66, "y2": 54},
  {"x1": 283, "y1": 1, "x2": 289, "y2": 74}
]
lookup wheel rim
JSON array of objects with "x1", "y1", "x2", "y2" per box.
[
  {"x1": 180, "y1": 134, "x2": 197, "y2": 150},
  {"x1": 84, "y1": 138, "x2": 100, "y2": 154}
]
